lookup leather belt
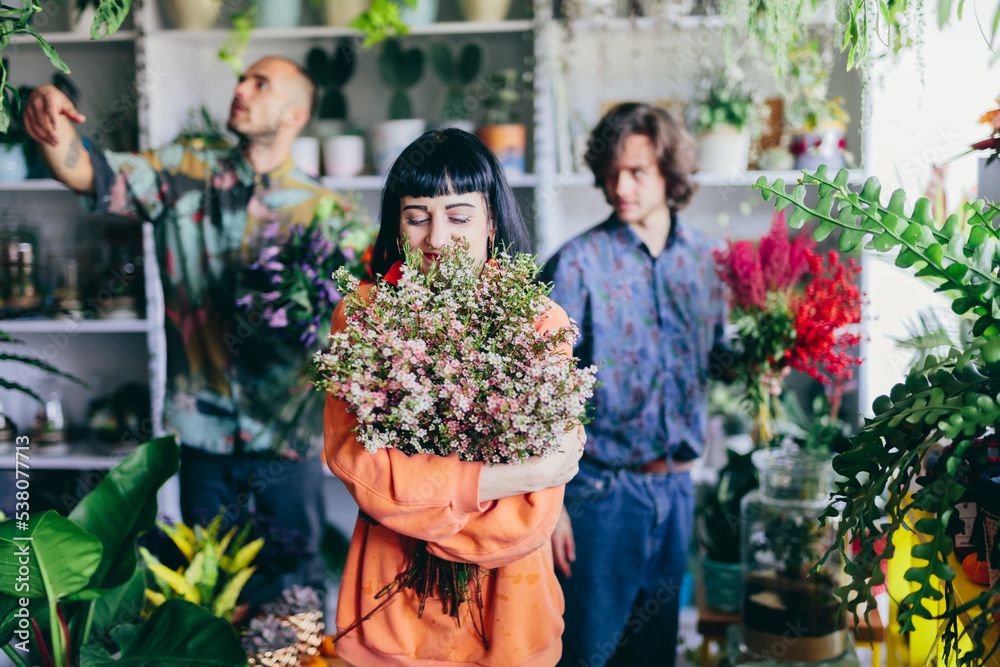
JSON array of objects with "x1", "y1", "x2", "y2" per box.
[{"x1": 583, "y1": 454, "x2": 696, "y2": 475}]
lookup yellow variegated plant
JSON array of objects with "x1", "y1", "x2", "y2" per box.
[{"x1": 141, "y1": 509, "x2": 264, "y2": 622}]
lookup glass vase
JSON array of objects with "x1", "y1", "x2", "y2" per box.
[{"x1": 740, "y1": 446, "x2": 846, "y2": 663}]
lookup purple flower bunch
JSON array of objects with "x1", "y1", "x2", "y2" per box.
[{"x1": 238, "y1": 196, "x2": 375, "y2": 349}]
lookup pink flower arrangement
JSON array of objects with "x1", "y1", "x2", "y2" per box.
[{"x1": 313, "y1": 241, "x2": 597, "y2": 464}]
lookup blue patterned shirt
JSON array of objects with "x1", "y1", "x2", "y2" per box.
[{"x1": 540, "y1": 215, "x2": 729, "y2": 465}]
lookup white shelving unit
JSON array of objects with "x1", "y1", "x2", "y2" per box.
[{"x1": 1, "y1": 0, "x2": 866, "y2": 479}]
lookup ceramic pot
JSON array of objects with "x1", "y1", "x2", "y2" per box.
[
  {"x1": 0, "y1": 144, "x2": 29, "y2": 183},
  {"x1": 325, "y1": 0, "x2": 370, "y2": 26},
  {"x1": 291, "y1": 137, "x2": 321, "y2": 178},
  {"x1": 371, "y1": 119, "x2": 426, "y2": 175},
  {"x1": 458, "y1": 0, "x2": 513, "y2": 21},
  {"x1": 476, "y1": 124, "x2": 526, "y2": 174},
  {"x1": 696, "y1": 124, "x2": 750, "y2": 174},
  {"x1": 701, "y1": 556, "x2": 741, "y2": 613},
  {"x1": 399, "y1": 0, "x2": 439, "y2": 25},
  {"x1": 323, "y1": 135, "x2": 365, "y2": 177},
  {"x1": 70, "y1": 3, "x2": 97, "y2": 34},
  {"x1": 790, "y1": 126, "x2": 847, "y2": 171},
  {"x1": 163, "y1": 0, "x2": 221, "y2": 30},
  {"x1": 257, "y1": 0, "x2": 301, "y2": 29}
]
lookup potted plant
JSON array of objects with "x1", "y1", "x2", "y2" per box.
[
  {"x1": 371, "y1": 38, "x2": 425, "y2": 175},
  {"x1": 427, "y1": 39, "x2": 482, "y2": 133},
  {"x1": 741, "y1": 445, "x2": 848, "y2": 662},
  {"x1": 242, "y1": 615, "x2": 300, "y2": 667},
  {"x1": 0, "y1": 437, "x2": 248, "y2": 667},
  {"x1": 396, "y1": 0, "x2": 438, "y2": 26},
  {"x1": 693, "y1": 81, "x2": 753, "y2": 174},
  {"x1": 0, "y1": 82, "x2": 32, "y2": 183},
  {"x1": 457, "y1": 0, "x2": 513, "y2": 21},
  {"x1": 140, "y1": 508, "x2": 265, "y2": 623},
  {"x1": 163, "y1": 0, "x2": 222, "y2": 29},
  {"x1": 174, "y1": 105, "x2": 232, "y2": 150},
  {"x1": 305, "y1": 40, "x2": 366, "y2": 178},
  {"x1": 753, "y1": 164, "x2": 1000, "y2": 665},
  {"x1": 697, "y1": 448, "x2": 759, "y2": 613},
  {"x1": 323, "y1": 0, "x2": 371, "y2": 26},
  {"x1": 259, "y1": 585, "x2": 325, "y2": 657},
  {"x1": 475, "y1": 68, "x2": 529, "y2": 175},
  {"x1": 256, "y1": 0, "x2": 301, "y2": 29}
]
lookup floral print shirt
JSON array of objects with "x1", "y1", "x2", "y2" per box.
[
  {"x1": 88, "y1": 145, "x2": 336, "y2": 456},
  {"x1": 540, "y1": 215, "x2": 730, "y2": 465}
]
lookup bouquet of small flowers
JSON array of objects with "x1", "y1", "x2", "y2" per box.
[
  {"x1": 313, "y1": 240, "x2": 597, "y2": 645},
  {"x1": 713, "y1": 210, "x2": 863, "y2": 446},
  {"x1": 238, "y1": 195, "x2": 375, "y2": 348}
]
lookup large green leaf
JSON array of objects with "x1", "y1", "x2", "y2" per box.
[
  {"x1": 79, "y1": 600, "x2": 247, "y2": 666},
  {"x1": 83, "y1": 566, "x2": 146, "y2": 651},
  {"x1": 67, "y1": 436, "x2": 179, "y2": 598},
  {"x1": 91, "y1": 0, "x2": 130, "y2": 39},
  {"x1": 0, "y1": 511, "x2": 102, "y2": 600},
  {"x1": 0, "y1": 593, "x2": 19, "y2": 646}
]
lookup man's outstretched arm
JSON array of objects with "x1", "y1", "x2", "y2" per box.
[{"x1": 23, "y1": 84, "x2": 94, "y2": 193}]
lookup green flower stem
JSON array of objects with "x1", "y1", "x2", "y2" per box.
[
  {"x1": 2, "y1": 645, "x2": 29, "y2": 667},
  {"x1": 81, "y1": 598, "x2": 95, "y2": 647}
]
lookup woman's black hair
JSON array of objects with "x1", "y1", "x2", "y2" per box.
[{"x1": 370, "y1": 128, "x2": 530, "y2": 278}]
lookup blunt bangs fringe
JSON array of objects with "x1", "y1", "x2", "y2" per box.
[{"x1": 371, "y1": 129, "x2": 530, "y2": 279}]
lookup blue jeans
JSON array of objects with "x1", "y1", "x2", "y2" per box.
[
  {"x1": 557, "y1": 458, "x2": 695, "y2": 667},
  {"x1": 179, "y1": 446, "x2": 326, "y2": 611}
]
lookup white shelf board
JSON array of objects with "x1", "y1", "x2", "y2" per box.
[
  {"x1": 9, "y1": 30, "x2": 137, "y2": 44},
  {"x1": 555, "y1": 13, "x2": 835, "y2": 32},
  {"x1": 1, "y1": 319, "x2": 149, "y2": 334},
  {"x1": 0, "y1": 179, "x2": 68, "y2": 192},
  {"x1": 320, "y1": 172, "x2": 540, "y2": 191},
  {"x1": 693, "y1": 169, "x2": 867, "y2": 187},
  {"x1": 552, "y1": 170, "x2": 867, "y2": 188},
  {"x1": 0, "y1": 441, "x2": 134, "y2": 470},
  {"x1": 146, "y1": 20, "x2": 533, "y2": 41}
]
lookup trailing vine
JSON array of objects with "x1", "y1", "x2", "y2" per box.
[{"x1": 754, "y1": 166, "x2": 1000, "y2": 665}]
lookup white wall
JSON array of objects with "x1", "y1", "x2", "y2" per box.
[{"x1": 860, "y1": 15, "x2": 999, "y2": 417}]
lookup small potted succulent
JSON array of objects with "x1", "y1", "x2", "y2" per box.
[
  {"x1": 306, "y1": 40, "x2": 364, "y2": 177},
  {"x1": 693, "y1": 81, "x2": 753, "y2": 174},
  {"x1": 259, "y1": 585, "x2": 326, "y2": 658},
  {"x1": 242, "y1": 615, "x2": 300, "y2": 667},
  {"x1": 475, "y1": 68, "x2": 530, "y2": 174},
  {"x1": 371, "y1": 38, "x2": 426, "y2": 175},
  {"x1": 427, "y1": 39, "x2": 483, "y2": 133}
]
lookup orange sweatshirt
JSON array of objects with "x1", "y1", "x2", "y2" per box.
[{"x1": 325, "y1": 285, "x2": 571, "y2": 667}]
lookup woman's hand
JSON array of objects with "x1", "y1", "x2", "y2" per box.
[
  {"x1": 551, "y1": 505, "x2": 575, "y2": 578},
  {"x1": 478, "y1": 423, "x2": 586, "y2": 503}
]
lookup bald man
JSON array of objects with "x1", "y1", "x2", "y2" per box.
[{"x1": 25, "y1": 57, "x2": 334, "y2": 611}]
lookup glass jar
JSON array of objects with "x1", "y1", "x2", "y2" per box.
[{"x1": 740, "y1": 446, "x2": 847, "y2": 663}]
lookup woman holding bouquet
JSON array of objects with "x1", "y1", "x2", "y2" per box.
[{"x1": 324, "y1": 129, "x2": 588, "y2": 666}]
